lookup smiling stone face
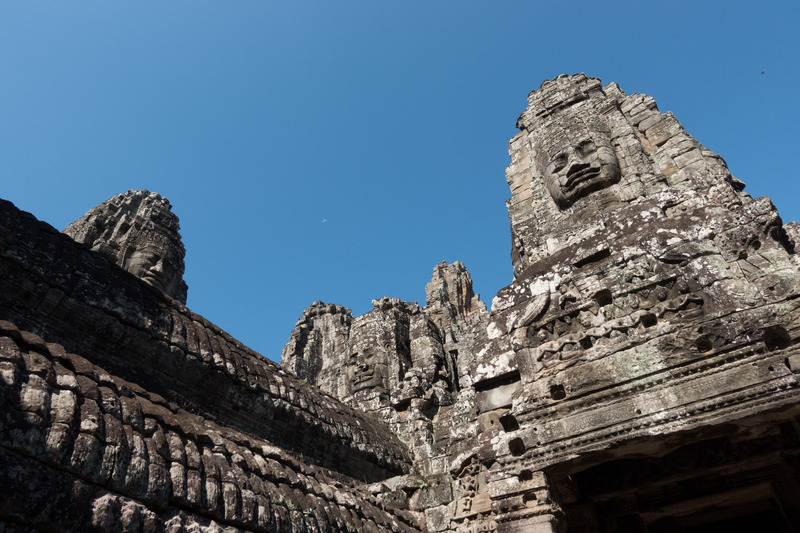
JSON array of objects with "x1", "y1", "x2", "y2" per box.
[
  {"x1": 125, "y1": 239, "x2": 183, "y2": 298},
  {"x1": 347, "y1": 345, "x2": 386, "y2": 394},
  {"x1": 342, "y1": 298, "x2": 416, "y2": 402},
  {"x1": 540, "y1": 123, "x2": 621, "y2": 209},
  {"x1": 63, "y1": 190, "x2": 188, "y2": 303},
  {"x1": 346, "y1": 320, "x2": 392, "y2": 395}
]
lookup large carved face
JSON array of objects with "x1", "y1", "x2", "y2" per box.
[
  {"x1": 125, "y1": 241, "x2": 182, "y2": 298},
  {"x1": 347, "y1": 343, "x2": 387, "y2": 394},
  {"x1": 539, "y1": 123, "x2": 621, "y2": 209},
  {"x1": 64, "y1": 190, "x2": 188, "y2": 303}
]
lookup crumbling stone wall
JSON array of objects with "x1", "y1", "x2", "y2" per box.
[
  {"x1": 280, "y1": 301, "x2": 353, "y2": 397},
  {"x1": 466, "y1": 74, "x2": 800, "y2": 531}
]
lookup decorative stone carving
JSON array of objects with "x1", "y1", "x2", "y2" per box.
[
  {"x1": 280, "y1": 300, "x2": 353, "y2": 396},
  {"x1": 453, "y1": 457, "x2": 492, "y2": 521},
  {"x1": 476, "y1": 74, "x2": 800, "y2": 530},
  {"x1": 5, "y1": 74, "x2": 800, "y2": 532},
  {"x1": 346, "y1": 298, "x2": 415, "y2": 403},
  {"x1": 63, "y1": 189, "x2": 188, "y2": 303},
  {"x1": 425, "y1": 261, "x2": 487, "y2": 331},
  {"x1": 538, "y1": 118, "x2": 621, "y2": 209}
]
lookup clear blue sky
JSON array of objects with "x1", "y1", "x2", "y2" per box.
[{"x1": 2, "y1": 2, "x2": 798, "y2": 362}]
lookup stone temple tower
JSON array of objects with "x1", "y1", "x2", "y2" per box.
[{"x1": 3, "y1": 75, "x2": 800, "y2": 531}]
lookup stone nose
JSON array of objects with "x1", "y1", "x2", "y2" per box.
[{"x1": 150, "y1": 259, "x2": 165, "y2": 276}]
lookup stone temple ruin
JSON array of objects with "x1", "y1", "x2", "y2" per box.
[{"x1": 3, "y1": 74, "x2": 800, "y2": 532}]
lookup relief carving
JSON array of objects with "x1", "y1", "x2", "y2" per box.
[
  {"x1": 63, "y1": 189, "x2": 188, "y2": 303},
  {"x1": 537, "y1": 121, "x2": 622, "y2": 209},
  {"x1": 454, "y1": 457, "x2": 492, "y2": 521}
]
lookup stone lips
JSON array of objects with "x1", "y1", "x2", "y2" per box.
[{"x1": 5, "y1": 74, "x2": 800, "y2": 531}]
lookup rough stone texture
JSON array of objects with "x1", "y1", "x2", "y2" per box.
[
  {"x1": 0, "y1": 195, "x2": 419, "y2": 532},
  {"x1": 63, "y1": 190, "x2": 189, "y2": 304},
  {"x1": 5, "y1": 74, "x2": 800, "y2": 531},
  {"x1": 0, "y1": 197, "x2": 412, "y2": 484},
  {"x1": 280, "y1": 301, "x2": 354, "y2": 397},
  {"x1": 425, "y1": 261, "x2": 486, "y2": 334},
  {"x1": 0, "y1": 323, "x2": 420, "y2": 532},
  {"x1": 280, "y1": 264, "x2": 491, "y2": 476},
  {"x1": 476, "y1": 74, "x2": 800, "y2": 531}
]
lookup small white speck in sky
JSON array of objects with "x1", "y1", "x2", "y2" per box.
[{"x1": 322, "y1": 219, "x2": 327, "y2": 223}]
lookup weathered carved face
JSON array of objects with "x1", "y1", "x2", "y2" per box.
[
  {"x1": 347, "y1": 345, "x2": 387, "y2": 394},
  {"x1": 539, "y1": 125, "x2": 621, "y2": 209},
  {"x1": 63, "y1": 190, "x2": 188, "y2": 303},
  {"x1": 125, "y1": 241, "x2": 182, "y2": 298}
]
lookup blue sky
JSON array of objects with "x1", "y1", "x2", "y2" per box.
[{"x1": 2, "y1": 2, "x2": 798, "y2": 362}]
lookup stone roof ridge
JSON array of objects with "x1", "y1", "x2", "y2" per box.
[{"x1": 0, "y1": 322, "x2": 422, "y2": 532}]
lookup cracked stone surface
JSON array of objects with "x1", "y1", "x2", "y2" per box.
[{"x1": 4, "y1": 74, "x2": 800, "y2": 532}]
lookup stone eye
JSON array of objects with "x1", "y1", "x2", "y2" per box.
[
  {"x1": 140, "y1": 253, "x2": 159, "y2": 266},
  {"x1": 551, "y1": 153, "x2": 567, "y2": 173},
  {"x1": 576, "y1": 140, "x2": 595, "y2": 157}
]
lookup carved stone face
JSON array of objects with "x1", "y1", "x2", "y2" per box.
[
  {"x1": 347, "y1": 345, "x2": 387, "y2": 394},
  {"x1": 64, "y1": 190, "x2": 188, "y2": 303},
  {"x1": 125, "y1": 241, "x2": 182, "y2": 298},
  {"x1": 540, "y1": 125, "x2": 621, "y2": 209}
]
